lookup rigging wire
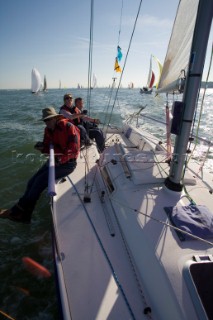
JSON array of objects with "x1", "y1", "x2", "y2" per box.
[
  {"x1": 111, "y1": 198, "x2": 213, "y2": 246},
  {"x1": 67, "y1": 175, "x2": 137, "y2": 320},
  {"x1": 86, "y1": 0, "x2": 94, "y2": 117},
  {"x1": 186, "y1": 42, "x2": 213, "y2": 165},
  {"x1": 194, "y1": 42, "x2": 213, "y2": 144},
  {"x1": 102, "y1": 0, "x2": 124, "y2": 128},
  {"x1": 104, "y1": 0, "x2": 144, "y2": 132},
  {"x1": 84, "y1": 0, "x2": 95, "y2": 195},
  {"x1": 102, "y1": 78, "x2": 117, "y2": 126},
  {"x1": 117, "y1": 0, "x2": 124, "y2": 46}
]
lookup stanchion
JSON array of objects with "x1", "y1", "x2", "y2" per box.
[{"x1": 48, "y1": 143, "x2": 56, "y2": 196}]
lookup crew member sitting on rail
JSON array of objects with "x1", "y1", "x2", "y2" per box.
[
  {"x1": 0, "y1": 107, "x2": 80, "y2": 224},
  {"x1": 59, "y1": 93, "x2": 91, "y2": 147},
  {"x1": 72, "y1": 97, "x2": 105, "y2": 153}
]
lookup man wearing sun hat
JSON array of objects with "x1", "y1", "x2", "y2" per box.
[{"x1": 0, "y1": 106, "x2": 80, "y2": 224}]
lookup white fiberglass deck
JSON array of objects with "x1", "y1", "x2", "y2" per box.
[{"x1": 52, "y1": 127, "x2": 213, "y2": 320}]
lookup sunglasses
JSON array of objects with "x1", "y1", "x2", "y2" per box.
[
  {"x1": 65, "y1": 97, "x2": 72, "y2": 100},
  {"x1": 44, "y1": 118, "x2": 52, "y2": 123}
]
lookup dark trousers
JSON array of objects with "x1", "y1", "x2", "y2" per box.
[
  {"x1": 89, "y1": 128, "x2": 105, "y2": 153},
  {"x1": 11, "y1": 160, "x2": 77, "y2": 221},
  {"x1": 77, "y1": 125, "x2": 90, "y2": 145}
]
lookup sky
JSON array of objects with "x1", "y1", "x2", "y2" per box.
[{"x1": 0, "y1": 0, "x2": 212, "y2": 89}]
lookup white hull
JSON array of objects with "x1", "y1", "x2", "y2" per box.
[{"x1": 52, "y1": 124, "x2": 213, "y2": 320}]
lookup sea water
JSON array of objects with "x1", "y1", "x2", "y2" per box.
[{"x1": 0, "y1": 88, "x2": 212, "y2": 319}]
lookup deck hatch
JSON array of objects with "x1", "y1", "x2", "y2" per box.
[
  {"x1": 190, "y1": 261, "x2": 213, "y2": 319},
  {"x1": 184, "y1": 258, "x2": 213, "y2": 320}
]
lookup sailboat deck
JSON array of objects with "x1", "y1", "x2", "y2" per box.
[
  {"x1": 53, "y1": 128, "x2": 213, "y2": 320},
  {"x1": 106, "y1": 130, "x2": 213, "y2": 318},
  {"x1": 53, "y1": 144, "x2": 146, "y2": 319}
]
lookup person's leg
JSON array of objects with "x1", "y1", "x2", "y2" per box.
[
  {"x1": 1, "y1": 160, "x2": 77, "y2": 223},
  {"x1": 78, "y1": 125, "x2": 91, "y2": 145},
  {"x1": 89, "y1": 128, "x2": 105, "y2": 153},
  {"x1": 55, "y1": 160, "x2": 77, "y2": 180}
]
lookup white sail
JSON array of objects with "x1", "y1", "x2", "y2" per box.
[
  {"x1": 152, "y1": 55, "x2": 163, "y2": 89},
  {"x1": 31, "y1": 68, "x2": 42, "y2": 93},
  {"x1": 92, "y1": 73, "x2": 97, "y2": 88},
  {"x1": 157, "y1": 0, "x2": 199, "y2": 93}
]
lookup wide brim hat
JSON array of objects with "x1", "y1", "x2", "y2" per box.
[{"x1": 41, "y1": 107, "x2": 64, "y2": 121}]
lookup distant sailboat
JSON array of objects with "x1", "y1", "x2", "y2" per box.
[
  {"x1": 43, "y1": 75, "x2": 47, "y2": 92},
  {"x1": 31, "y1": 68, "x2": 42, "y2": 94},
  {"x1": 59, "y1": 80, "x2": 61, "y2": 90},
  {"x1": 140, "y1": 55, "x2": 162, "y2": 94},
  {"x1": 128, "y1": 82, "x2": 134, "y2": 89},
  {"x1": 91, "y1": 73, "x2": 97, "y2": 89}
]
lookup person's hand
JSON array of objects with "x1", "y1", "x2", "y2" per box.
[
  {"x1": 94, "y1": 119, "x2": 100, "y2": 125},
  {"x1": 34, "y1": 141, "x2": 44, "y2": 151}
]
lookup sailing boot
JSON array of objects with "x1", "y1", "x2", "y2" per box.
[{"x1": 0, "y1": 204, "x2": 31, "y2": 224}]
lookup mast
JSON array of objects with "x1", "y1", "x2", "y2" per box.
[{"x1": 165, "y1": 0, "x2": 213, "y2": 191}]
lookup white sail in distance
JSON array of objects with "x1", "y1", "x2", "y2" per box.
[
  {"x1": 31, "y1": 68, "x2": 42, "y2": 93},
  {"x1": 92, "y1": 73, "x2": 97, "y2": 88}
]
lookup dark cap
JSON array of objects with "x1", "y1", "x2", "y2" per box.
[{"x1": 63, "y1": 93, "x2": 73, "y2": 101}]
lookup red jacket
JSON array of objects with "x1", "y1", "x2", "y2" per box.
[
  {"x1": 42, "y1": 118, "x2": 80, "y2": 164},
  {"x1": 60, "y1": 105, "x2": 72, "y2": 114}
]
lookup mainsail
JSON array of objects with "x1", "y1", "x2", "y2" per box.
[
  {"x1": 31, "y1": 68, "x2": 42, "y2": 93},
  {"x1": 157, "y1": 0, "x2": 199, "y2": 93}
]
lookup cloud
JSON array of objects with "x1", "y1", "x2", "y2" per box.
[
  {"x1": 122, "y1": 14, "x2": 173, "y2": 29},
  {"x1": 140, "y1": 14, "x2": 173, "y2": 28}
]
